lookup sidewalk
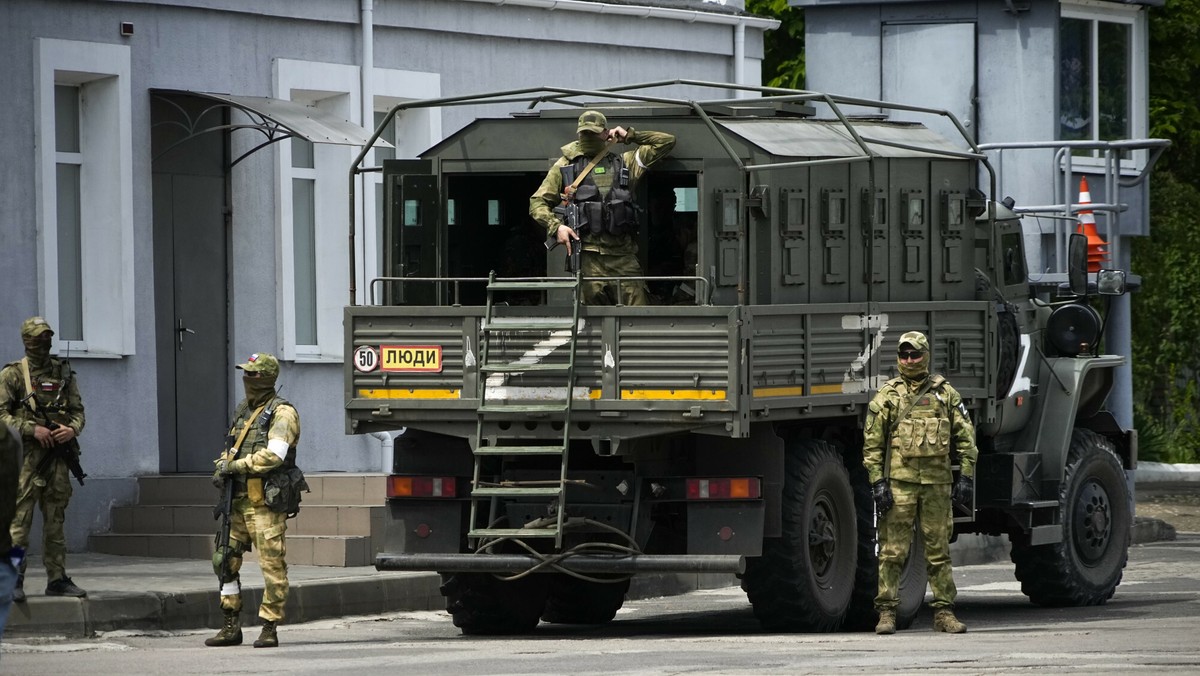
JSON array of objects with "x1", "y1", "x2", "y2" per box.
[{"x1": 5, "y1": 464, "x2": 1194, "y2": 639}]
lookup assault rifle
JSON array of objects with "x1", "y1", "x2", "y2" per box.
[
  {"x1": 546, "y1": 202, "x2": 583, "y2": 274},
  {"x1": 23, "y1": 393, "x2": 87, "y2": 486},
  {"x1": 213, "y1": 465, "x2": 235, "y2": 588}
]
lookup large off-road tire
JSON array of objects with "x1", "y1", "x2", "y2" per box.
[
  {"x1": 440, "y1": 572, "x2": 549, "y2": 635},
  {"x1": 1010, "y1": 428, "x2": 1130, "y2": 606},
  {"x1": 541, "y1": 575, "x2": 630, "y2": 625},
  {"x1": 842, "y1": 457, "x2": 926, "y2": 632},
  {"x1": 740, "y1": 440, "x2": 858, "y2": 632}
]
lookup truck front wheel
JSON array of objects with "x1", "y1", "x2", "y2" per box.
[
  {"x1": 440, "y1": 572, "x2": 548, "y2": 635},
  {"x1": 740, "y1": 440, "x2": 857, "y2": 632},
  {"x1": 1010, "y1": 428, "x2": 1130, "y2": 606}
]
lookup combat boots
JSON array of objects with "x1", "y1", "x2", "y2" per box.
[
  {"x1": 253, "y1": 620, "x2": 279, "y2": 648},
  {"x1": 875, "y1": 610, "x2": 897, "y2": 635},
  {"x1": 12, "y1": 572, "x2": 25, "y2": 603},
  {"x1": 45, "y1": 576, "x2": 87, "y2": 597},
  {"x1": 204, "y1": 609, "x2": 243, "y2": 647},
  {"x1": 933, "y1": 608, "x2": 967, "y2": 633}
]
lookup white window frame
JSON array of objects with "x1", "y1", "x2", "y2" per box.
[
  {"x1": 34, "y1": 39, "x2": 134, "y2": 357},
  {"x1": 1059, "y1": 0, "x2": 1148, "y2": 170}
]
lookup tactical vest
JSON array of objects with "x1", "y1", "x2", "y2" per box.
[
  {"x1": 228, "y1": 395, "x2": 298, "y2": 490},
  {"x1": 885, "y1": 375, "x2": 953, "y2": 461},
  {"x1": 7, "y1": 358, "x2": 74, "y2": 428},
  {"x1": 560, "y1": 152, "x2": 638, "y2": 237}
]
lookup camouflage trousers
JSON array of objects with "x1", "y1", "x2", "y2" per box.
[
  {"x1": 581, "y1": 251, "x2": 648, "y2": 306},
  {"x1": 220, "y1": 495, "x2": 289, "y2": 623},
  {"x1": 9, "y1": 445, "x2": 73, "y2": 581},
  {"x1": 875, "y1": 480, "x2": 957, "y2": 611}
]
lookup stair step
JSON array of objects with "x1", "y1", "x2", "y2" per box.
[
  {"x1": 471, "y1": 486, "x2": 562, "y2": 497},
  {"x1": 88, "y1": 533, "x2": 376, "y2": 567},
  {"x1": 474, "y1": 445, "x2": 565, "y2": 456},
  {"x1": 478, "y1": 404, "x2": 568, "y2": 414},
  {"x1": 469, "y1": 527, "x2": 559, "y2": 538},
  {"x1": 135, "y1": 474, "x2": 387, "y2": 506},
  {"x1": 109, "y1": 504, "x2": 385, "y2": 537},
  {"x1": 478, "y1": 362, "x2": 572, "y2": 374},
  {"x1": 482, "y1": 318, "x2": 576, "y2": 332},
  {"x1": 488, "y1": 280, "x2": 578, "y2": 291}
]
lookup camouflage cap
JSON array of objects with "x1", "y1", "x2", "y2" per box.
[
  {"x1": 577, "y1": 110, "x2": 607, "y2": 135},
  {"x1": 235, "y1": 352, "x2": 280, "y2": 378},
  {"x1": 20, "y1": 316, "x2": 54, "y2": 339},
  {"x1": 898, "y1": 331, "x2": 929, "y2": 353}
]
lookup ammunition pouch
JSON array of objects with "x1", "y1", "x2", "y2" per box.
[{"x1": 263, "y1": 465, "x2": 310, "y2": 518}]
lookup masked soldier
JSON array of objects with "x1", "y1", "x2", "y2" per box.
[
  {"x1": 206, "y1": 353, "x2": 299, "y2": 649},
  {"x1": 0, "y1": 423, "x2": 22, "y2": 636},
  {"x1": 530, "y1": 110, "x2": 675, "y2": 306},
  {"x1": 862, "y1": 331, "x2": 977, "y2": 634},
  {"x1": 1, "y1": 317, "x2": 86, "y2": 601}
]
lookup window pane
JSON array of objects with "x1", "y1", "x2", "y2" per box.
[
  {"x1": 674, "y1": 187, "x2": 698, "y2": 212},
  {"x1": 1098, "y1": 21, "x2": 1130, "y2": 140},
  {"x1": 55, "y1": 85, "x2": 80, "y2": 153},
  {"x1": 56, "y1": 163, "x2": 83, "y2": 340},
  {"x1": 292, "y1": 178, "x2": 317, "y2": 345},
  {"x1": 1059, "y1": 17, "x2": 1092, "y2": 141},
  {"x1": 374, "y1": 110, "x2": 396, "y2": 163},
  {"x1": 291, "y1": 137, "x2": 314, "y2": 169}
]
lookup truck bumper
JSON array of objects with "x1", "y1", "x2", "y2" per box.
[{"x1": 375, "y1": 553, "x2": 746, "y2": 575}]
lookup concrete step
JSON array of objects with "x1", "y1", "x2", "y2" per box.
[
  {"x1": 136, "y1": 473, "x2": 388, "y2": 507},
  {"x1": 110, "y1": 503, "x2": 385, "y2": 538},
  {"x1": 88, "y1": 532, "x2": 376, "y2": 567}
]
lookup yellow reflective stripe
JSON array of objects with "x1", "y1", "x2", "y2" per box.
[
  {"x1": 587, "y1": 389, "x2": 601, "y2": 400},
  {"x1": 358, "y1": 388, "x2": 461, "y2": 399},
  {"x1": 753, "y1": 386, "x2": 804, "y2": 398},
  {"x1": 809, "y1": 384, "x2": 845, "y2": 395},
  {"x1": 620, "y1": 389, "x2": 726, "y2": 400}
]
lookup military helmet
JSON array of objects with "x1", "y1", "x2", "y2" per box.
[
  {"x1": 577, "y1": 110, "x2": 607, "y2": 135},
  {"x1": 235, "y1": 352, "x2": 280, "y2": 378},
  {"x1": 20, "y1": 316, "x2": 54, "y2": 340},
  {"x1": 898, "y1": 331, "x2": 929, "y2": 354}
]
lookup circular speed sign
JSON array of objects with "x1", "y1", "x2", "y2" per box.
[{"x1": 353, "y1": 345, "x2": 380, "y2": 373}]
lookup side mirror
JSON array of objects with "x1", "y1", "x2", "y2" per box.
[
  {"x1": 1067, "y1": 233, "x2": 1088, "y2": 296},
  {"x1": 1096, "y1": 269, "x2": 1127, "y2": 296}
]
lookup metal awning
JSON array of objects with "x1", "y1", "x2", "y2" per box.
[
  {"x1": 716, "y1": 118, "x2": 968, "y2": 159},
  {"x1": 152, "y1": 89, "x2": 391, "y2": 166}
]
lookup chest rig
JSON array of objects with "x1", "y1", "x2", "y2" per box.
[{"x1": 560, "y1": 152, "x2": 638, "y2": 237}]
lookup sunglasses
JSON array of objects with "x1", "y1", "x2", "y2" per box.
[{"x1": 898, "y1": 350, "x2": 925, "y2": 360}]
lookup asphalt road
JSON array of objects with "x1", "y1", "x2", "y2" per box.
[{"x1": 4, "y1": 533, "x2": 1198, "y2": 675}]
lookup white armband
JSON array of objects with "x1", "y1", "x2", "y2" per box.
[{"x1": 267, "y1": 438, "x2": 289, "y2": 461}]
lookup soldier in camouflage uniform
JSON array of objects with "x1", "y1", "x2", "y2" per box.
[
  {"x1": 0, "y1": 317, "x2": 87, "y2": 601},
  {"x1": 206, "y1": 353, "x2": 300, "y2": 649},
  {"x1": 530, "y1": 110, "x2": 676, "y2": 305},
  {"x1": 0, "y1": 423, "x2": 23, "y2": 637},
  {"x1": 862, "y1": 331, "x2": 977, "y2": 634}
]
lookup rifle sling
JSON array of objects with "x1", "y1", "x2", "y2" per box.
[
  {"x1": 20, "y1": 357, "x2": 37, "y2": 413},
  {"x1": 561, "y1": 139, "x2": 618, "y2": 203},
  {"x1": 231, "y1": 404, "x2": 269, "y2": 458}
]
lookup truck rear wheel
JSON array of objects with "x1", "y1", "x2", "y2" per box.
[
  {"x1": 541, "y1": 575, "x2": 630, "y2": 624},
  {"x1": 440, "y1": 572, "x2": 548, "y2": 635},
  {"x1": 1010, "y1": 428, "x2": 1130, "y2": 606},
  {"x1": 740, "y1": 440, "x2": 857, "y2": 632}
]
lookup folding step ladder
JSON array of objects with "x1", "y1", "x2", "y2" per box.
[{"x1": 468, "y1": 271, "x2": 582, "y2": 550}]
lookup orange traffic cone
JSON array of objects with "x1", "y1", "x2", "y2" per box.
[{"x1": 1075, "y1": 176, "x2": 1108, "y2": 272}]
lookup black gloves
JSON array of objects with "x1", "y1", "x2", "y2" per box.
[
  {"x1": 952, "y1": 474, "x2": 974, "y2": 510},
  {"x1": 872, "y1": 480, "x2": 894, "y2": 515}
]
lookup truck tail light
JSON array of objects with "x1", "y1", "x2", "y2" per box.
[
  {"x1": 686, "y1": 477, "x2": 761, "y2": 500},
  {"x1": 387, "y1": 475, "x2": 458, "y2": 498}
]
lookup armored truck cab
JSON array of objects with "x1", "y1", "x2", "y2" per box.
[{"x1": 345, "y1": 83, "x2": 1142, "y2": 635}]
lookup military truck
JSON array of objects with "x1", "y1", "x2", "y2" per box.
[{"x1": 345, "y1": 81, "x2": 1155, "y2": 634}]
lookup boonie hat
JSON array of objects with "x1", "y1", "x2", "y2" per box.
[
  {"x1": 236, "y1": 352, "x2": 280, "y2": 378},
  {"x1": 20, "y1": 316, "x2": 54, "y2": 339},
  {"x1": 577, "y1": 110, "x2": 607, "y2": 135},
  {"x1": 898, "y1": 331, "x2": 929, "y2": 353}
]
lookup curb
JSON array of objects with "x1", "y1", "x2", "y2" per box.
[{"x1": 1136, "y1": 462, "x2": 1200, "y2": 483}]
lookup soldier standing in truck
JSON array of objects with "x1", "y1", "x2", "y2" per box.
[
  {"x1": 529, "y1": 110, "x2": 675, "y2": 305},
  {"x1": 863, "y1": 331, "x2": 978, "y2": 634}
]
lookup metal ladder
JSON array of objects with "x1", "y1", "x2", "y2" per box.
[{"x1": 468, "y1": 271, "x2": 583, "y2": 550}]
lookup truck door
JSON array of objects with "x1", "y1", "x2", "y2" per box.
[{"x1": 383, "y1": 159, "x2": 439, "y2": 305}]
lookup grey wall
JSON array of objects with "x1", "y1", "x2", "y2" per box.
[{"x1": 0, "y1": 0, "x2": 770, "y2": 550}]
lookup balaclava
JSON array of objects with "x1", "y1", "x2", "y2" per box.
[
  {"x1": 897, "y1": 330, "x2": 931, "y2": 382},
  {"x1": 20, "y1": 316, "x2": 54, "y2": 368},
  {"x1": 236, "y1": 353, "x2": 280, "y2": 407}
]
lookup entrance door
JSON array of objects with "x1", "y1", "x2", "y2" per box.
[{"x1": 882, "y1": 22, "x2": 977, "y2": 145}]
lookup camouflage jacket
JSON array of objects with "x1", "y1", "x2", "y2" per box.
[
  {"x1": 862, "y1": 374, "x2": 977, "y2": 485},
  {"x1": 0, "y1": 357, "x2": 85, "y2": 446},
  {"x1": 0, "y1": 424, "x2": 19, "y2": 551},
  {"x1": 529, "y1": 129, "x2": 675, "y2": 256},
  {"x1": 221, "y1": 395, "x2": 300, "y2": 484}
]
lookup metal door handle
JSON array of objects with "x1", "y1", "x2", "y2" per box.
[{"x1": 177, "y1": 318, "x2": 196, "y2": 351}]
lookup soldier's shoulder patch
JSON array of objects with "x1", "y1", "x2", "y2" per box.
[{"x1": 917, "y1": 397, "x2": 930, "y2": 406}]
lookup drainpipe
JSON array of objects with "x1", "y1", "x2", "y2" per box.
[
  {"x1": 359, "y1": 0, "x2": 375, "y2": 303},
  {"x1": 369, "y1": 430, "x2": 399, "y2": 473},
  {"x1": 733, "y1": 20, "x2": 746, "y2": 97}
]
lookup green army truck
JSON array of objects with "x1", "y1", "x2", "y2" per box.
[{"x1": 345, "y1": 82, "x2": 1157, "y2": 634}]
